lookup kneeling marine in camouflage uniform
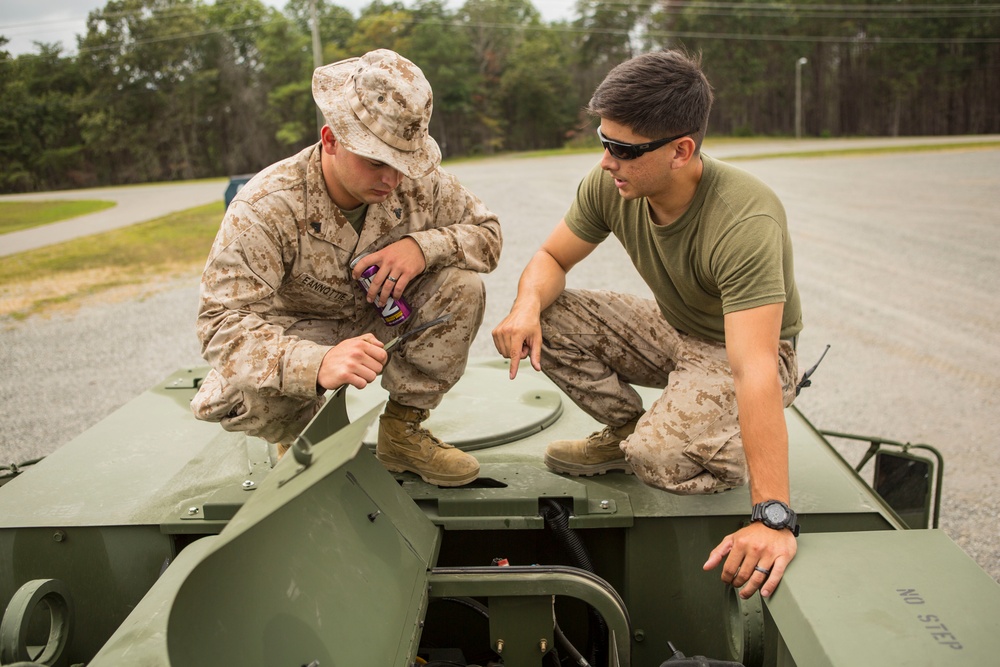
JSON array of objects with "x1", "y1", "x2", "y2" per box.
[{"x1": 192, "y1": 50, "x2": 502, "y2": 487}]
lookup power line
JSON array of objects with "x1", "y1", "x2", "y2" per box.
[
  {"x1": 4, "y1": 3, "x2": 999, "y2": 63},
  {"x1": 650, "y1": 28, "x2": 1000, "y2": 44},
  {"x1": 413, "y1": 16, "x2": 1000, "y2": 44},
  {"x1": 0, "y1": 0, "x2": 255, "y2": 31},
  {"x1": 74, "y1": 18, "x2": 288, "y2": 56},
  {"x1": 5, "y1": 0, "x2": 999, "y2": 34},
  {"x1": 656, "y1": 8, "x2": 1000, "y2": 20},
  {"x1": 599, "y1": 0, "x2": 1000, "y2": 12}
]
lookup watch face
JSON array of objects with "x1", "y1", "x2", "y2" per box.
[{"x1": 763, "y1": 502, "x2": 789, "y2": 525}]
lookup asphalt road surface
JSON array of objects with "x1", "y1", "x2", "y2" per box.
[{"x1": 2, "y1": 138, "x2": 998, "y2": 581}]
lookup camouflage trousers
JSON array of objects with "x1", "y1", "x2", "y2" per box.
[
  {"x1": 540, "y1": 289, "x2": 799, "y2": 495},
  {"x1": 191, "y1": 267, "x2": 485, "y2": 444}
]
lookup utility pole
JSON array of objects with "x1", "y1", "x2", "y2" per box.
[
  {"x1": 310, "y1": 0, "x2": 324, "y2": 136},
  {"x1": 795, "y1": 57, "x2": 808, "y2": 139}
]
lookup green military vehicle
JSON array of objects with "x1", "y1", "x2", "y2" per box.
[{"x1": 2, "y1": 357, "x2": 998, "y2": 666}]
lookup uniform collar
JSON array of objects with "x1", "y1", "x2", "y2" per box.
[{"x1": 301, "y1": 143, "x2": 408, "y2": 252}]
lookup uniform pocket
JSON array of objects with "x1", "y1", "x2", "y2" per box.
[{"x1": 680, "y1": 409, "x2": 747, "y2": 489}]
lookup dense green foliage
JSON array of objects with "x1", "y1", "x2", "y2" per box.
[{"x1": 1, "y1": 0, "x2": 997, "y2": 194}]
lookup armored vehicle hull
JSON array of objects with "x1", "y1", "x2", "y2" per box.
[{"x1": 2, "y1": 359, "x2": 998, "y2": 666}]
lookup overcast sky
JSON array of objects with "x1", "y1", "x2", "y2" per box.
[{"x1": 1, "y1": 0, "x2": 576, "y2": 57}]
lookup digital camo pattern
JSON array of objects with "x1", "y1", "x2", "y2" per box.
[
  {"x1": 313, "y1": 49, "x2": 441, "y2": 179},
  {"x1": 191, "y1": 143, "x2": 500, "y2": 444},
  {"x1": 540, "y1": 289, "x2": 798, "y2": 495}
]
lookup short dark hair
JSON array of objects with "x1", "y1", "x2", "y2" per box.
[{"x1": 588, "y1": 50, "x2": 714, "y2": 152}]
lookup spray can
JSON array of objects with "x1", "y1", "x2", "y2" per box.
[{"x1": 350, "y1": 254, "x2": 412, "y2": 327}]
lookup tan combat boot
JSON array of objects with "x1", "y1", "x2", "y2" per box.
[
  {"x1": 377, "y1": 400, "x2": 480, "y2": 487},
  {"x1": 544, "y1": 417, "x2": 640, "y2": 476}
]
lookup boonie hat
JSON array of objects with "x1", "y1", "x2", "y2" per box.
[{"x1": 312, "y1": 49, "x2": 441, "y2": 179}]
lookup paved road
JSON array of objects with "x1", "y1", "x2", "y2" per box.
[
  {"x1": 1, "y1": 135, "x2": 995, "y2": 257},
  {"x1": 0, "y1": 180, "x2": 226, "y2": 257},
  {"x1": 2, "y1": 136, "x2": 999, "y2": 581}
]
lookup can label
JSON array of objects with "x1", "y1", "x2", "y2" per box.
[{"x1": 351, "y1": 255, "x2": 411, "y2": 326}]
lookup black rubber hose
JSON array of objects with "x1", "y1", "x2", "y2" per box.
[
  {"x1": 540, "y1": 499, "x2": 596, "y2": 570},
  {"x1": 555, "y1": 619, "x2": 592, "y2": 667},
  {"x1": 438, "y1": 596, "x2": 490, "y2": 620},
  {"x1": 540, "y1": 499, "x2": 609, "y2": 666}
]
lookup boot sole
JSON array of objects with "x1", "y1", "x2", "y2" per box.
[
  {"x1": 543, "y1": 453, "x2": 635, "y2": 476},
  {"x1": 377, "y1": 454, "x2": 479, "y2": 487}
]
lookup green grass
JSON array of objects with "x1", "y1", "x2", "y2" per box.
[
  {"x1": 722, "y1": 140, "x2": 1000, "y2": 162},
  {"x1": 0, "y1": 200, "x2": 117, "y2": 234},
  {"x1": 0, "y1": 202, "x2": 221, "y2": 282},
  {"x1": 0, "y1": 202, "x2": 222, "y2": 319}
]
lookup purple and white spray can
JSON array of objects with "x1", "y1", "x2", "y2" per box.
[{"x1": 351, "y1": 254, "x2": 411, "y2": 327}]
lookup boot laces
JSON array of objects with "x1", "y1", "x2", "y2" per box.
[
  {"x1": 587, "y1": 425, "x2": 621, "y2": 448},
  {"x1": 403, "y1": 421, "x2": 453, "y2": 449}
]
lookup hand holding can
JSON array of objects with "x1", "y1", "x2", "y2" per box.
[{"x1": 351, "y1": 254, "x2": 412, "y2": 326}]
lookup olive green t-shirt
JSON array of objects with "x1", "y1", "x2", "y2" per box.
[
  {"x1": 564, "y1": 154, "x2": 802, "y2": 343},
  {"x1": 340, "y1": 203, "x2": 368, "y2": 236}
]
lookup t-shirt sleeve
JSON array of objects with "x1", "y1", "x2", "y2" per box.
[
  {"x1": 713, "y1": 215, "x2": 789, "y2": 314},
  {"x1": 564, "y1": 164, "x2": 613, "y2": 244}
]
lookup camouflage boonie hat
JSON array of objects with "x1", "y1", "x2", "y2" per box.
[{"x1": 312, "y1": 49, "x2": 442, "y2": 179}]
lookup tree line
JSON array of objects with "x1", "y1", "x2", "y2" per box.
[{"x1": 1, "y1": 0, "x2": 997, "y2": 194}]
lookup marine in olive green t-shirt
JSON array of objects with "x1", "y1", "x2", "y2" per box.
[{"x1": 564, "y1": 154, "x2": 802, "y2": 343}]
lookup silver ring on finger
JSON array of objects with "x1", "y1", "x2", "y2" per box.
[
  {"x1": 754, "y1": 565, "x2": 771, "y2": 576},
  {"x1": 387, "y1": 276, "x2": 398, "y2": 282}
]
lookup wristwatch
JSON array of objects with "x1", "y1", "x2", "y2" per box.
[{"x1": 751, "y1": 500, "x2": 800, "y2": 537}]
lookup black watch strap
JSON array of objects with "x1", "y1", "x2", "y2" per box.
[{"x1": 751, "y1": 500, "x2": 800, "y2": 537}]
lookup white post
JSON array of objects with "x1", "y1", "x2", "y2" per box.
[
  {"x1": 310, "y1": 0, "x2": 325, "y2": 136},
  {"x1": 795, "y1": 57, "x2": 808, "y2": 139}
]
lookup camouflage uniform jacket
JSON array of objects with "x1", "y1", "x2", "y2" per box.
[{"x1": 197, "y1": 143, "x2": 502, "y2": 402}]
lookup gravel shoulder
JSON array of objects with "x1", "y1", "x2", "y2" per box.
[{"x1": 2, "y1": 143, "x2": 998, "y2": 581}]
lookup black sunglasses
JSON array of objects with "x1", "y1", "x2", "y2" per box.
[{"x1": 596, "y1": 127, "x2": 697, "y2": 160}]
